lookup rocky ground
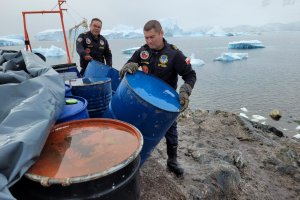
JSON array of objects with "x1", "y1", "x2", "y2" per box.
[{"x1": 139, "y1": 109, "x2": 300, "y2": 200}]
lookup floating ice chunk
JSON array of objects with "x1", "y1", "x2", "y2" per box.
[
  {"x1": 0, "y1": 35, "x2": 24, "y2": 47},
  {"x1": 240, "y1": 107, "x2": 248, "y2": 112},
  {"x1": 190, "y1": 53, "x2": 205, "y2": 67},
  {"x1": 34, "y1": 29, "x2": 63, "y2": 41},
  {"x1": 228, "y1": 40, "x2": 265, "y2": 49},
  {"x1": 293, "y1": 134, "x2": 300, "y2": 139},
  {"x1": 296, "y1": 126, "x2": 300, "y2": 130},
  {"x1": 239, "y1": 113, "x2": 249, "y2": 119},
  {"x1": 251, "y1": 115, "x2": 267, "y2": 121},
  {"x1": 206, "y1": 26, "x2": 233, "y2": 37},
  {"x1": 214, "y1": 52, "x2": 248, "y2": 62},
  {"x1": 32, "y1": 45, "x2": 66, "y2": 57},
  {"x1": 121, "y1": 47, "x2": 139, "y2": 54}
]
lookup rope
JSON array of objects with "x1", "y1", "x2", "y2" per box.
[
  {"x1": 64, "y1": 2, "x2": 86, "y2": 20},
  {"x1": 50, "y1": 3, "x2": 59, "y2": 11}
]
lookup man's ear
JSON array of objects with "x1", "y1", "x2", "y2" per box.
[{"x1": 160, "y1": 30, "x2": 164, "y2": 37}]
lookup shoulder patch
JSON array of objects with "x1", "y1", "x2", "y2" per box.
[{"x1": 171, "y1": 44, "x2": 178, "y2": 50}]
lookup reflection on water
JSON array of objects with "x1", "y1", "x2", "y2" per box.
[{"x1": 28, "y1": 125, "x2": 139, "y2": 178}]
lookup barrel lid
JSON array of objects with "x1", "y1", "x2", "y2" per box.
[
  {"x1": 58, "y1": 96, "x2": 87, "y2": 120},
  {"x1": 26, "y1": 119, "x2": 143, "y2": 186},
  {"x1": 69, "y1": 77, "x2": 111, "y2": 87},
  {"x1": 125, "y1": 71, "x2": 181, "y2": 112}
]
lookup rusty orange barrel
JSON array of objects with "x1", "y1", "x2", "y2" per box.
[{"x1": 11, "y1": 119, "x2": 143, "y2": 200}]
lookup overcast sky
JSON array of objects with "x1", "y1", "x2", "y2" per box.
[{"x1": 1, "y1": 0, "x2": 300, "y2": 35}]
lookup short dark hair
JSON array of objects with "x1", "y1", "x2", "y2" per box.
[
  {"x1": 90, "y1": 18, "x2": 102, "y2": 25},
  {"x1": 143, "y1": 20, "x2": 162, "y2": 33}
]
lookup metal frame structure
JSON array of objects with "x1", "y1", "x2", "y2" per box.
[{"x1": 22, "y1": 0, "x2": 71, "y2": 63}]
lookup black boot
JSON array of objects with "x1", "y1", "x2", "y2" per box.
[{"x1": 167, "y1": 145, "x2": 184, "y2": 176}]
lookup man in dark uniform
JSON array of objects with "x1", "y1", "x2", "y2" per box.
[
  {"x1": 120, "y1": 20, "x2": 197, "y2": 176},
  {"x1": 76, "y1": 18, "x2": 112, "y2": 76}
]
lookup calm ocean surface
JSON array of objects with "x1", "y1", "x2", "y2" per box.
[{"x1": 2, "y1": 31, "x2": 300, "y2": 137}]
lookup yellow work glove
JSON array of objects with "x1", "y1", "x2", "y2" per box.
[{"x1": 179, "y1": 83, "x2": 192, "y2": 112}]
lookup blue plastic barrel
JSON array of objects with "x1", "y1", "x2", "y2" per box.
[
  {"x1": 104, "y1": 71, "x2": 181, "y2": 165},
  {"x1": 71, "y1": 77, "x2": 112, "y2": 118},
  {"x1": 65, "y1": 84, "x2": 72, "y2": 96},
  {"x1": 56, "y1": 96, "x2": 89, "y2": 124},
  {"x1": 83, "y1": 60, "x2": 121, "y2": 94}
]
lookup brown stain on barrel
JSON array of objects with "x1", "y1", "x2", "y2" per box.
[{"x1": 28, "y1": 119, "x2": 140, "y2": 179}]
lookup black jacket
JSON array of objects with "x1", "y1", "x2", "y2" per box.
[
  {"x1": 127, "y1": 39, "x2": 196, "y2": 89},
  {"x1": 76, "y1": 31, "x2": 112, "y2": 69}
]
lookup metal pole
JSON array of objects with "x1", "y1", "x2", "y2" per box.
[{"x1": 21, "y1": 0, "x2": 71, "y2": 63}]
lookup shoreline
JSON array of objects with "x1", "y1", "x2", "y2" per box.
[{"x1": 140, "y1": 109, "x2": 300, "y2": 200}]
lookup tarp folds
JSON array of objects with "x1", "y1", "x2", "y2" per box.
[{"x1": 0, "y1": 50, "x2": 65, "y2": 200}]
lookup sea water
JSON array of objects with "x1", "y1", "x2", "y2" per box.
[{"x1": 2, "y1": 31, "x2": 299, "y2": 137}]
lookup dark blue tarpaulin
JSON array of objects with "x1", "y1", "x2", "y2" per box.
[{"x1": 0, "y1": 50, "x2": 65, "y2": 200}]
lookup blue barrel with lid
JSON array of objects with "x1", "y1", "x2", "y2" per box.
[
  {"x1": 104, "y1": 71, "x2": 181, "y2": 165},
  {"x1": 56, "y1": 96, "x2": 89, "y2": 124},
  {"x1": 64, "y1": 84, "x2": 72, "y2": 96},
  {"x1": 83, "y1": 60, "x2": 121, "y2": 94},
  {"x1": 70, "y1": 77, "x2": 112, "y2": 118},
  {"x1": 52, "y1": 63, "x2": 81, "y2": 78}
]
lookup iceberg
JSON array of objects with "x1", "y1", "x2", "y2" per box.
[
  {"x1": 228, "y1": 40, "x2": 265, "y2": 49},
  {"x1": 103, "y1": 19, "x2": 200, "y2": 39},
  {"x1": 239, "y1": 113, "x2": 249, "y2": 119},
  {"x1": 190, "y1": 53, "x2": 205, "y2": 67},
  {"x1": 240, "y1": 107, "x2": 248, "y2": 112},
  {"x1": 32, "y1": 45, "x2": 66, "y2": 57},
  {"x1": 160, "y1": 18, "x2": 184, "y2": 37},
  {"x1": 214, "y1": 52, "x2": 248, "y2": 62},
  {"x1": 251, "y1": 115, "x2": 267, "y2": 122},
  {"x1": 121, "y1": 47, "x2": 140, "y2": 54},
  {"x1": 0, "y1": 35, "x2": 24, "y2": 47},
  {"x1": 293, "y1": 133, "x2": 300, "y2": 139},
  {"x1": 206, "y1": 26, "x2": 233, "y2": 37},
  {"x1": 34, "y1": 29, "x2": 64, "y2": 41},
  {"x1": 102, "y1": 25, "x2": 143, "y2": 39}
]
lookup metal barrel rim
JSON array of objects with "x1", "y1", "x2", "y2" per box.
[{"x1": 25, "y1": 118, "x2": 143, "y2": 186}]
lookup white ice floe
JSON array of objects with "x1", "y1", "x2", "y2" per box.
[
  {"x1": 32, "y1": 45, "x2": 66, "y2": 57},
  {"x1": 214, "y1": 52, "x2": 248, "y2": 62},
  {"x1": 121, "y1": 47, "x2": 140, "y2": 54},
  {"x1": 0, "y1": 35, "x2": 24, "y2": 47},
  {"x1": 251, "y1": 115, "x2": 267, "y2": 122},
  {"x1": 296, "y1": 126, "x2": 300, "y2": 130},
  {"x1": 292, "y1": 134, "x2": 300, "y2": 139},
  {"x1": 240, "y1": 107, "x2": 248, "y2": 112},
  {"x1": 190, "y1": 53, "x2": 205, "y2": 67},
  {"x1": 228, "y1": 40, "x2": 265, "y2": 49},
  {"x1": 239, "y1": 113, "x2": 249, "y2": 119}
]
